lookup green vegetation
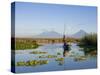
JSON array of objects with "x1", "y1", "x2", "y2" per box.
[
  {"x1": 66, "y1": 37, "x2": 80, "y2": 43},
  {"x1": 55, "y1": 58, "x2": 64, "y2": 66},
  {"x1": 79, "y1": 33, "x2": 97, "y2": 47},
  {"x1": 14, "y1": 37, "x2": 79, "y2": 50},
  {"x1": 57, "y1": 52, "x2": 61, "y2": 55},
  {"x1": 39, "y1": 55, "x2": 57, "y2": 58},
  {"x1": 78, "y1": 33, "x2": 97, "y2": 55},
  {"x1": 16, "y1": 60, "x2": 49, "y2": 66},
  {"x1": 55, "y1": 58, "x2": 64, "y2": 61},
  {"x1": 30, "y1": 51, "x2": 47, "y2": 54},
  {"x1": 74, "y1": 56, "x2": 87, "y2": 62},
  {"x1": 15, "y1": 39, "x2": 39, "y2": 50}
]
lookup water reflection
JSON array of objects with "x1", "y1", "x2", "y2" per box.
[
  {"x1": 57, "y1": 60, "x2": 64, "y2": 66},
  {"x1": 55, "y1": 58, "x2": 64, "y2": 66},
  {"x1": 74, "y1": 56, "x2": 87, "y2": 62},
  {"x1": 82, "y1": 47, "x2": 97, "y2": 56},
  {"x1": 63, "y1": 50, "x2": 69, "y2": 57},
  {"x1": 15, "y1": 43, "x2": 97, "y2": 73}
]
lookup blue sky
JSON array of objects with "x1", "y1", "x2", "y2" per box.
[{"x1": 14, "y1": 2, "x2": 97, "y2": 37}]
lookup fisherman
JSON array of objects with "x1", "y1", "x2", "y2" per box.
[
  {"x1": 63, "y1": 42, "x2": 69, "y2": 51},
  {"x1": 62, "y1": 25, "x2": 70, "y2": 57},
  {"x1": 63, "y1": 41, "x2": 70, "y2": 57},
  {"x1": 63, "y1": 34, "x2": 69, "y2": 50},
  {"x1": 63, "y1": 44, "x2": 69, "y2": 57}
]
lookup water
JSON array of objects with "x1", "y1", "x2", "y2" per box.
[{"x1": 15, "y1": 43, "x2": 97, "y2": 73}]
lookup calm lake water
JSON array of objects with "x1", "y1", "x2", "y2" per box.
[{"x1": 15, "y1": 43, "x2": 97, "y2": 73}]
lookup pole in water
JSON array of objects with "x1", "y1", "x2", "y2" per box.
[{"x1": 63, "y1": 24, "x2": 66, "y2": 43}]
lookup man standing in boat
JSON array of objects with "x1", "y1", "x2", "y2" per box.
[{"x1": 63, "y1": 26, "x2": 70, "y2": 57}]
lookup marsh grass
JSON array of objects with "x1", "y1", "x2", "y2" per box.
[
  {"x1": 15, "y1": 40, "x2": 39, "y2": 50},
  {"x1": 78, "y1": 33, "x2": 97, "y2": 55}
]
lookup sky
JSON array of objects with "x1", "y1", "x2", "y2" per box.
[{"x1": 13, "y1": 2, "x2": 97, "y2": 37}]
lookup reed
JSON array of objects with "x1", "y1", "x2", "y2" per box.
[
  {"x1": 79, "y1": 33, "x2": 97, "y2": 54},
  {"x1": 79, "y1": 33, "x2": 97, "y2": 47}
]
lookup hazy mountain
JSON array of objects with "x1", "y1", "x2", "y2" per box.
[
  {"x1": 34, "y1": 31, "x2": 62, "y2": 38},
  {"x1": 71, "y1": 30, "x2": 87, "y2": 38},
  {"x1": 32, "y1": 30, "x2": 87, "y2": 38}
]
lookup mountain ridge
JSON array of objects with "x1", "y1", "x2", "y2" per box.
[{"x1": 32, "y1": 30, "x2": 87, "y2": 38}]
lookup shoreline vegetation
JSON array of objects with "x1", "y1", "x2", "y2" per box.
[
  {"x1": 15, "y1": 39, "x2": 40, "y2": 50},
  {"x1": 14, "y1": 37, "x2": 79, "y2": 50},
  {"x1": 78, "y1": 33, "x2": 97, "y2": 55},
  {"x1": 13, "y1": 33, "x2": 97, "y2": 53}
]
